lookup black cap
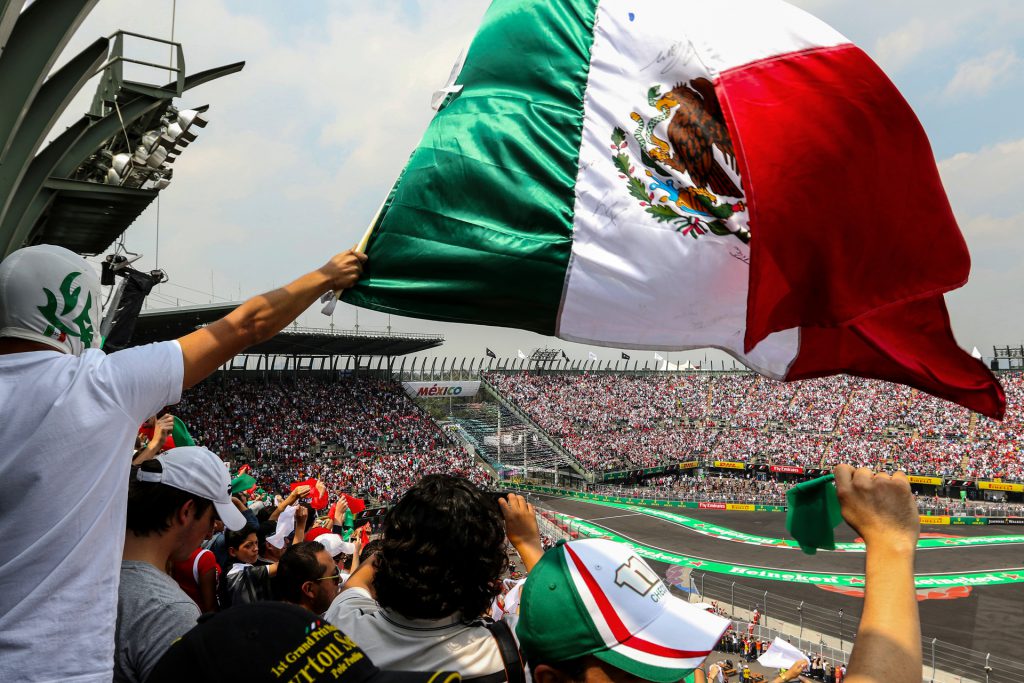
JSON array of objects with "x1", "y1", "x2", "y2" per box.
[{"x1": 147, "y1": 602, "x2": 462, "y2": 683}]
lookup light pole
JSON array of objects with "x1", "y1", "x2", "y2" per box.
[
  {"x1": 839, "y1": 609, "x2": 844, "y2": 653},
  {"x1": 798, "y1": 601, "x2": 804, "y2": 641}
]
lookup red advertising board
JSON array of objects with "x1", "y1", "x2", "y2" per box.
[
  {"x1": 770, "y1": 465, "x2": 804, "y2": 474},
  {"x1": 698, "y1": 502, "x2": 728, "y2": 510}
]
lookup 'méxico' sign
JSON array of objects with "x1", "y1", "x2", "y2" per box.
[{"x1": 403, "y1": 381, "x2": 480, "y2": 399}]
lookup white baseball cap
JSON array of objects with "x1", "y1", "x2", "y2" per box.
[
  {"x1": 317, "y1": 533, "x2": 355, "y2": 559},
  {"x1": 0, "y1": 245, "x2": 102, "y2": 356},
  {"x1": 137, "y1": 446, "x2": 248, "y2": 530}
]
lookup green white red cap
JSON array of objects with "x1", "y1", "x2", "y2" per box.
[{"x1": 516, "y1": 539, "x2": 728, "y2": 681}]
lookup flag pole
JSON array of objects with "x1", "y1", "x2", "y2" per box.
[{"x1": 322, "y1": 200, "x2": 386, "y2": 316}]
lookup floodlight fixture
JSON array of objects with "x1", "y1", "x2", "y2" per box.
[
  {"x1": 140, "y1": 130, "x2": 162, "y2": 153},
  {"x1": 164, "y1": 121, "x2": 184, "y2": 140},
  {"x1": 177, "y1": 108, "x2": 208, "y2": 130},
  {"x1": 157, "y1": 132, "x2": 177, "y2": 149},
  {"x1": 112, "y1": 152, "x2": 132, "y2": 176},
  {"x1": 132, "y1": 145, "x2": 149, "y2": 166},
  {"x1": 145, "y1": 146, "x2": 169, "y2": 168}
]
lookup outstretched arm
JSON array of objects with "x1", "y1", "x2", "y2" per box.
[
  {"x1": 178, "y1": 250, "x2": 366, "y2": 389},
  {"x1": 835, "y1": 464, "x2": 921, "y2": 683}
]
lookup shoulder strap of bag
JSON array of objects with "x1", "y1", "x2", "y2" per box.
[{"x1": 484, "y1": 619, "x2": 525, "y2": 683}]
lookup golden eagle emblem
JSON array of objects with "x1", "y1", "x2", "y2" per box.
[{"x1": 611, "y1": 77, "x2": 749, "y2": 244}]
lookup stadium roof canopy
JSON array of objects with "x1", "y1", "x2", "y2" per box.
[{"x1": 133, "y1": 303, "x2": 444, "y2": 356}]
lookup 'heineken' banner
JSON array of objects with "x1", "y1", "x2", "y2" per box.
[{"x1": 403, "y1": 381, "x2": 480, "y2": 399}]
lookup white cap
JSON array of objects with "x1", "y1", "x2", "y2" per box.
[
  {"x1": 137, "y1": 446, "x2": 247, "y2": 530},
  {"x1": 0, "y1": 245, "x2": 103, "y2": 356},
  {"x1": 317, "y1": 533, "x2": 355, "y2": 558}
]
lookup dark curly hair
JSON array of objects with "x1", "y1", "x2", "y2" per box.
[{"x1": 374, "y1": 474, "x2": 507, "y2": 620}]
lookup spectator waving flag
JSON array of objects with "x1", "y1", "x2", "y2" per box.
[{"x1": 344, "y1": 0, "x2": 1004, "y2": 418}]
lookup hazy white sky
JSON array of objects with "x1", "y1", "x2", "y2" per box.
[{"x1": 49, "y1": 0, "x2": 1024, "y2": 364}]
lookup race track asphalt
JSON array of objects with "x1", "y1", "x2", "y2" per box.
[{"x1": 530, "y1": 494, "x2": 1024, "y2": 655}]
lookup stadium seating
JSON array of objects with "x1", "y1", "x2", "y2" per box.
[
  {"x1": 175, "y1": 377, "x2": 490, "y2": 503},
  {"x1": 487, "y1": 371, "x2": 1024, "y2": 479}
]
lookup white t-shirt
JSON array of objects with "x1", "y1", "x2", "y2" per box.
[
  {"x1": 325, "y1": 587, "x2": 506, "y2": 681},
  {"x1": 0, "y1": 342, "x2": 183, "y2": 682}
]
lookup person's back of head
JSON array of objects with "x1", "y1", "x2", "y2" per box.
[
  {"x1": 128, "y1": 460, "x2": 215, "y2": 540},
  {"x1": 374, "y1": 474, "x2": 507, "y2": 620},
  {"x1": 0, "y1": 245, "x2": 102, "y2": 356}
]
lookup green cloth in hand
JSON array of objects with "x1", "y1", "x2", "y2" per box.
[
  {"x1": 171, "y1": 416, "x2": 196, "y2": 447},
  {"x1": 230, "y1": 473, "x2": 256, "y2": 495},
  {"x1": 786, "y1": 474, "x2": 844, "y2": 555}
]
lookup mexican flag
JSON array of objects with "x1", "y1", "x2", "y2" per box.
[
  {"x1": 329, "y1": 494, "x2": 368, "y2": 542},
  {"x1": 138, "y1": 415, "x2": 196, "y2": 451},
  {"x1": 343, "y1": 0, "x2": 1004, "y2": 418}
]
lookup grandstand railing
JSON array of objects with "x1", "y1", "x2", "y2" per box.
[{"x1": 478, "y1": 373, "x2": 590, "y2": 480}]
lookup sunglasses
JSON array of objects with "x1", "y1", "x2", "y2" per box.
[{"x1": 315, "y1": 570, "x2": 342, "y2": 584}]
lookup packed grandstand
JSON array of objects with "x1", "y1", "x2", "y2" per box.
[{"x1": 173, "y1": 370, "x2": 1024, "y2": 506}]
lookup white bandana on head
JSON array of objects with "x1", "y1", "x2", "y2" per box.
[{"x1": 0, "y1": 245, "x2": 103, "y2": 356}]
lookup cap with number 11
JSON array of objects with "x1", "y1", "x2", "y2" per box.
[{"x1": 516, "y1": 539, "x2": 729, "y2": 682}]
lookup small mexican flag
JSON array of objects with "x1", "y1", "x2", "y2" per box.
[
  {"x1": 329, "y1": 494, "x2": 367, "y2": 542},
  {"x1": 138, "y1": 416, "x2": 195, "y2": 451},
  {"x1": 343, "y1": 0, "x2": 1004, "y2": 418}
]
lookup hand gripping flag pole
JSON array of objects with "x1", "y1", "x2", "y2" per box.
[{"x1": 319, "y1": 202, "x2": 384, "y2": 317}]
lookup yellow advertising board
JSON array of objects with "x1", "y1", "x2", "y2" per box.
[
  {"x1": 979, "y1": 481, "x2": 1024, "y2": 493},
  {"x1": 726, "y1": 503, "x2": 755, "y2": 511},
  {"x1": 908, "y1": 475, "x2": 942, "y2": 486},
  {"x1": 713, "y1": 461, "x2": 746, "y2": 470},
  {"x1": 678, "y1": 460, "x2": 700, "y2": 470},
  {"x1": 919, "y1": 515, "x2": 951, "y2": 525}
]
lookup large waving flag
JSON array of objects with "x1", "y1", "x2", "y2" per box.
[{"x1": 343, "y1": 0, "x2": 1004, "y2": 418}]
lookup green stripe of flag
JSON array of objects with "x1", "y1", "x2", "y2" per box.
[{"x1": 344, "y1": 0, "x2": 599, "y2": 334}]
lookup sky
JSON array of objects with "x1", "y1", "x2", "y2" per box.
[{"x1": 46, "y1": 0, "x2": 1024, "y2": 365}]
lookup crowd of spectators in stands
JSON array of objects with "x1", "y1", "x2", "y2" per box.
[
  {"x1": 595, "y1": 473, "x2": 790, "y2": 504},
  {"x1": 487, "y1": 371, "x2": 1024, "y2": 480},
  {"x1": 175, "y1": 377, "x2": 490, "y2": 503}
]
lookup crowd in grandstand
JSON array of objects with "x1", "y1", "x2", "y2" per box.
[
  {"x1": 175, "y1": 377, "x2": 490, "y2": 503},
  {"x1": 595, "y1": 473, "x2": 790, "y2": 504},
  {"x1": 488, "y1": 371, "x2": 1024, "y2": 480}
]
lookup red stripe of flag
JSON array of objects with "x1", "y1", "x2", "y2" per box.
[
  {"x1": 717, "y1": 44, "x2": 1004, "y2": 418},
  {"x1": 564, "y1": 545, "x2": 710, "y2": 660}
]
